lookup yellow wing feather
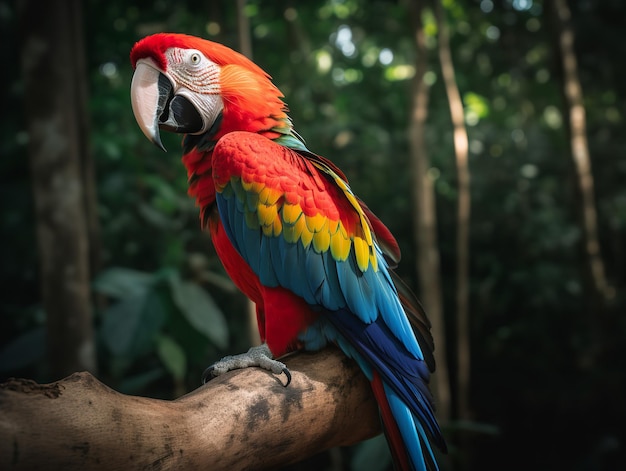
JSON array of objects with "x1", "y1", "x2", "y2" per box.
[{"x1": 232, "y1": 172, "x2": 379, "y2": 272}]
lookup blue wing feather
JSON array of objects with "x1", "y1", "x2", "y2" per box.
[
  {"x1": 269, "y1": 236, "x2": 287, "y2": 287},
  {"x1": 281, "y1": 239, "x2": 316, "y2": 304},
  {"x1": 336, "y1": 255, "x2": 377, "y2": 323},
  {"x1": 320, "y1": 250, "x2": 344, "y2": 310},
  {"x1": 304, "y1": 246, "x2": 326, "y2": 300},
  {"x1": 258, "y1": 238, "x2": 280, "y2": 286},
  {"x1": 217, "y1": 195, "x2": 239, "y2": 253}
]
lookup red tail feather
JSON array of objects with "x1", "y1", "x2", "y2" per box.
[{"x1": 371, "y1": 371, "x2": 412, "y2": 471}]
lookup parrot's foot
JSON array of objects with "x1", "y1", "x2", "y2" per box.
[{"x1": 201, "y1": 343, "x2": 291, "y2": 386}]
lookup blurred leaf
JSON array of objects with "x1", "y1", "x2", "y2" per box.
[
  {"x1": 199, "y1": 270, "x2": 237, "y2": 293},
  {"x1": 137, "y1": 202, "x2": 177, "y2": 230},
  {"x1": 0, "y1": 327, "x2": 45, "y2": 373},
  {"x1": 168, "y1": 274, "x2": 229, "y2": 349},
  {"x1": 141, "y1": 174, "x2": 179, "y2": 197},
  {"x1": 100, "y1": 289, "x2": 167, "y2": 356},
  {"x1": 141, "y1": 174, "x2": 182, "y2": 212},
  {"x1": 100, "y1": 294, "x2": 145, "y2": 355},
  {"x1": 93, "y1": 267, "x2": 154, "y2": 298},
  {"x1": 156, "y1": 334, "x2": 187, "y2": 381}
]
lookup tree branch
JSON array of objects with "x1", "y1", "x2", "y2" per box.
[{"x1": 0, "y1": 348, "x2": 381, "y2": 470}]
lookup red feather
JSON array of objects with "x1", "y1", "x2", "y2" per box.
[
  {"x1": 212, "y1": 132, "x2": 362, "y2": 229},
  {"x1": 371, "y1": 371, "x2": 412, "y2": 471},
  {"x1": 131, "y1": 33, "x2": 268, "y2": 76}
]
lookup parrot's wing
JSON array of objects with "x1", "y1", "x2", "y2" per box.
[
  {"x1": 212, "y1": 131, "x2": 444, "y2": 454},
  {"x1": 213, "y1": 132, "x2": 415, "y2": 341},
  {"x1": 300, "y1": 149, "x2": 435, "y2": 369}
]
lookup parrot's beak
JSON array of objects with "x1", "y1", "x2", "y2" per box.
[{"x1": 131, "y1": 60, "x2": 203, "y2": 152}]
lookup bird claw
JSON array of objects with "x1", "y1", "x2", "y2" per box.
[
  {"x1": 201, "y1": 344, "x2": 291, "y2": 387},
  {"x1": 200, "y1": 365, "x2": 218, "y2": 384},
  {"x1": 281, "y1": 367, "x2": 292, "y2": 387}
]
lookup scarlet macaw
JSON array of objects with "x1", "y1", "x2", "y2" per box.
[{"x1": 130, "y1": 33, "x2": 445, "y2": 470}]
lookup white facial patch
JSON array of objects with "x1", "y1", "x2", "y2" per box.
[{"x1": 164, "y1": 48, "x2": 224, "y2": 134}]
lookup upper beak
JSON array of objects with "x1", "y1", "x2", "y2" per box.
[
  {"x1": 131, "y1": 61, "x2": 169, "y2": 151},
  {"x1": 130, "y1": 60, "x2": 204, "y2": 152}
]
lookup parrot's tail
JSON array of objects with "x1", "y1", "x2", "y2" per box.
[
  {"x1": 371, "y1": 371, "x2": 439, "y2": 471},
  {"x1": 327, "y1": 311, "x2": 446, "y2": 471}
]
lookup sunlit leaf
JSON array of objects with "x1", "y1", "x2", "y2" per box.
[{"x1": 463, "y1": 91, "x2": 490, "y2": 118}]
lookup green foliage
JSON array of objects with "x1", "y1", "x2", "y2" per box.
[
  {"x1": 93, "y1": 267, "x2": 228, "y2": 391},
  {"x1": 168, "y1": 271, "x2": 229, "y2": 350},
  {"x1": 156, "y1": 333, "x2": 187, "y2": 382}
]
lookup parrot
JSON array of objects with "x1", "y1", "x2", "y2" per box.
[{"x1": 130, "y1": 33, "x2": 446, "y2": 471}]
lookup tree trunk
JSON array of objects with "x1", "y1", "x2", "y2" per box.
[
  {"x1": 236, "y1": 0, "x2": 253, "y2": 59},
  {"x1": 0, "y1": 348, "x2": 380, "y2": 471},
  {"x1": 70, "y1": 0, "x2": 102, "y2": 280},
  {"x1": 434, "y1": 0, "x2": 472, "y2": 422},
  {"x1": 407, "y1": 1, "x2": 451, "y2": 423},
  {"x1": 551, "y1": 0, "x2": 612, "y2": 304},
  {"x1": 18, "y1": 0, "x2": 96, "y2": 378}
]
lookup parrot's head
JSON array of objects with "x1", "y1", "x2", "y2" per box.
[{"x1": 130, "y1": 33, "x2": 288, "y2": 151}]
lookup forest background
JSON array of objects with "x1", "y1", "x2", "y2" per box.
[{"x1": 1, "y1": 0, "x2": 624, "y2": 470}]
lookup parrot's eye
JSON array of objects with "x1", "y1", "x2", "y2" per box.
[{"x1": 190, "y1": 53, "x2": 202, "y2": 65}]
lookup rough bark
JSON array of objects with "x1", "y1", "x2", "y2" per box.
[
  {"x1": 0, "y1": 348, "x2": 380, "y2": 471},
  {"x1": 434, "y1": 0, "x2": 472, "y2": 421},
  {"x1": 18, "y1": 0, "x2": 96, "y2": 377},
  {"x1": 407, "y1": 1, "x2": 451, "y2": 422}
]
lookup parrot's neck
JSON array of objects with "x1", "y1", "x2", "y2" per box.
[
  {"x1": 269, "y1": 119, "x2": 310, "y2": 153},
  {"x1": 182, "y1": 112, "x2": 310, "y2": 156}
]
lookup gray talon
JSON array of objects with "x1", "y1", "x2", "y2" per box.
[{"x1": 200, "y1": 344, "x2": 291, "y2": 386}]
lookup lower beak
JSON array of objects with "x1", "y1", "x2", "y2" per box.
[{"x1": 130, "y1": 61, "x2": 203, "y2": 152}]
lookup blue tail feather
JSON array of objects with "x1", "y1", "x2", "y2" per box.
[
  {"x1": 384, "y1": 383, "x2": 438, "y2": 471},
  {"x1": 326, "y1": 310, "x2": 446, "y2": 459}
]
